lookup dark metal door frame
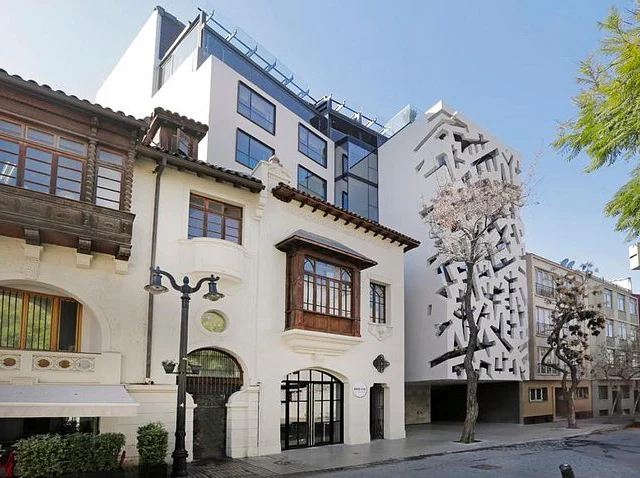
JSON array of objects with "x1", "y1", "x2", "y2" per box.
[{"x1": 370, "y1": 384, "x2": 384, "y2": 440}]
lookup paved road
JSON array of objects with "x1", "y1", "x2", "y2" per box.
[{"x1": 316, "y1": 429, "x2": 640, "y2": 477}]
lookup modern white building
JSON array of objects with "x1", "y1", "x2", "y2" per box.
[{"x1": 377, "y1": 103, "x2": 529, "y2": 424}]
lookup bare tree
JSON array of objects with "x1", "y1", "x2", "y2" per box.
[
  {"x1": 424, "y1": 178, "x2": 522, "y2": 443},
  {"x1": 591, "y1": 339, "x2": 640, "y2": 420},
  {"x1": 541, "y1": 265, "x2": 606, "y2": 428}
]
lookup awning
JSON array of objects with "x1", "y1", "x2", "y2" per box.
[{"x1": 0, "y1": 384, "x2": 139, "y2": 418}]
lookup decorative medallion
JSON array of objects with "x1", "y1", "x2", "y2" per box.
[
  {"x1": 0, "y1": 355, "x2": 19, "y2": 369},
  {"x1": 57, "y1": 359, "x2": 72, "y2": 369},
  {"x1": 373, "y1": 354, "x2": 390, "y2": 373},
  {"x1": 36, "y1": 358, "x2": 51, "y2": 369},
  {"x1": 201, "y1": 310, "x2": 226, "y2": 333}
]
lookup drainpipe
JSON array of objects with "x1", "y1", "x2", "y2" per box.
[{"x1": 146, "y1": 158, "x2": 167, "y2": 378}]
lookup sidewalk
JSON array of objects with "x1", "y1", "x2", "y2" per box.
[{"x1": 188, "y1": 418, "x2": 628, "y2": 477}]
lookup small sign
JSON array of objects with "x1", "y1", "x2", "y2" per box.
[{"x1": 352, "y1": 382, "x2": 367, "y2": 398}]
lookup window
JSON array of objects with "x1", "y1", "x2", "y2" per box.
[
  {"x1": 298, "y1": 165, "x2": 327, "y2": 200},
  {"x1": 0, "y1": 287, "x2": 81, "y2": 352},
  {"x1": 598, "y1": 386, "x2": 609, "y2": 400},
  {"x1": 529, "y1": 388, "x2": 548, "y2": 402},
  {"x1": 176, "y1": 129, "x2": 192, "y2": 157},
  {"x1": 607, "y1": 320, "x2": 615, "y2": 337},
  {"x1": 535, "y1": 269, "x2": 554, "y2": 297},
  {"x1": 631, "y1": 299, "x2": 638, "y2": 316},
  {"x1": 235, "y1": 129, "x2": 274, "y2": 169},
  {"x1": 535, "y1": 307, "x2": 553, "y2": 336},
  {"x1": 298, "y1": 124, "x2": 327, "y2": 167},
  {"x1": 576, "y1": 387, "x2": 589, "y2": 400},
  {"x1": 95, "y1": 149, "x2": 123, "y2": 210},
  {"x1": 370, "y1": 283, "x2": 386, "y2": 324},
  {"x1": 342, "y1": 191, "x2": 348, "y2": 209},
  {"x1": 604, "y1": 289, "x2": 613, "y2": 308},
  {"x1": 303, "y1": 257, "x2": 352, "y2": 318},
  {"x1": 537, "y1": 347, "x2": 558, "y2": 374},
  {"x1": 622, "y1": 385, "x2": 631, "y2": 399},
  {"x1": 188, "y1": 194, "x2": 242, "y2": 244},
  {"x1": 0, "y1": 118, "x2": 87, "y2": 201},
  {"x1": 237, "y1": 83, "x2": 275, "y2": 134},
  {"x1": 618, "y1": 294, "x2": 626, "y2": 312}
]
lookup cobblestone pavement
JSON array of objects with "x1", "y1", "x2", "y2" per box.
[{"x1": 317, "y1": 429, "x2": 640, "y2": 477}]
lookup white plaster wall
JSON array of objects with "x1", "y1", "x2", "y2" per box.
[
  {"x1": 94, "y1": 9, "x2": 161, "y2": 117},
  {"x1": 142, "y1": 157, "x2": 407, "y2": 457},
  {"x1": 378, "y1": 102, "x2": 528, "y2": 383}
]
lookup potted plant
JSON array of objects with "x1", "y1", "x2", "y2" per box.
[
  {"x1": 161, "y1": 360, "x2": 176, "y2": 374},
  {"x1": 136, "y1": 423, "x2": 168, "y2": 477},
  {"x1": 189, "y1": 362, "x2": 202, "y2": 375}
]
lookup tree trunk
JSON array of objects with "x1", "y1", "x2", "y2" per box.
[
  {"x1": 460, "y1": 262, "x2": 480, "y2": 443},
  {"x1": 566, "y1": 369, "x2": 579, "y2": 429}
]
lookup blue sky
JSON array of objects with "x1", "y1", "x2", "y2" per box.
[{"x1": 0, "y1": 0, "x2": 637, "y2": 285}]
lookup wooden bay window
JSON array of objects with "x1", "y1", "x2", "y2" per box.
[{"x1": 277, "y1": 230, "x2": 377, "y2": 337}]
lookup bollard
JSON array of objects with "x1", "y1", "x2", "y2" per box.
[{"x1": 559, "y1": 464, "x2": 575, "y2": 478}]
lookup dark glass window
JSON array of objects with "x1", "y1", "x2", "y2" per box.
[
  {"x1": 303, "y1": 258, "x2": 352, "y2": 317},
  {"x1": 188, "y1": 194, "x2": 242, "y2": 244},
  {"x1": 342, "y1": 191, "x2": 348, "y2": 209},
  {"x1": 370, "y1": 283, "x2": 386, "y2": 324},
  {"x1": 297, "y1": 166, "x2": 327, "y2": 200},
  {"x1": 235, "y1": 130, "x2": 274, "y2": 169},
  {"x1": 298, "y1": 124, "x2": 327, "y2": 167},
  {"x1": 237, "y1": 83, "x2": 276, "y2": 134}
]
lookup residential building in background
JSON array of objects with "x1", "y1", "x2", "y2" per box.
[{"x1": 522, "y1": 252, "x2": 639, "y2": 424}]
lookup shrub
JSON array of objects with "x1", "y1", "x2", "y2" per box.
[
  {"x1": 15, "y1": 434, "x2": 65, "y2": 478},
  {"x1": 93, "y1": 433, "x2": 126, "y2": 471},
  {"x1": 137, "y1": 422, "x2": 168, "y2": 466},
  {"x1": 63, "y1": 433, "x2": 96, "y2": 474}
]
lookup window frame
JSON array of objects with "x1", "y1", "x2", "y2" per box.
[
  {"x1": 187, "y1": 193, "x2": 243, "y2": 244},
  {"x1": 535, "y1": 269, "x2": 554, "y2": 297},
  {"x1": 370, "y1": 282, "x2": 387, "y2": 324},
  {"x1": 235, "y1": 129, "x2": 275, "y2": 170},
  {"x1": 297, "y1": 165, "x2": 327, "y2": 200},
  {"x1": 0, "y1": 286, "x2": 82, "y2": 352},
  {"x1": 618, "y1": 294, "x2": 626, "y2": 312},
  {"x1": 95, "y1": 147, "x2": 125, "y2": 210},
  {"x1": 529, "y1": 387, "x2": 548, "y2": 402},
  {"x1": 298, "y1": 124, "x2": 328, "y2": 167},
  {"x1": 604, "y1": 289, "x2": 613, "y2": 308},
  {"x1": 576, "y1": 387, "x2": 589, "y2": 400},
  {"x1": 303, "y1": 256, "x2": 354, "y2": 318},
  {"x1": 237, "y1": 82, "x2": 276, "y2": 134}
]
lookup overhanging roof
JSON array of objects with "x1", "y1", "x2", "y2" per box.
[
  {"x1": 272, "y1": 183, "x2": 420, "y2": 252},
  {"x1": 275, "y1": 229, "x2": 377, "y2": 270},
  {"x1": 0, "y1": 384, "x2": 139, "y2": 418}
]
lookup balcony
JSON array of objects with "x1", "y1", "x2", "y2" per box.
[
  {"x1": 537, "y1": 363, "x2": 559, "y2": 375},
  {"x1": 0, "y1": 184, "x2": 134, "y2": 261},
  {"x1": 0, "y1": 349, "x2": 122, "y2": 384},
  {"x1": 535, "y1": 283, "x2": 554, "y2": 298},
  {"x1": 178, "y1": 238, "x2": 247, "y2": 283}
]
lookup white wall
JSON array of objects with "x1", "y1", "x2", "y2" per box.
[
  {"x1": 95, "y1": 9, "x2": 161, "y2": 118},
  {"x1": 139, "y1": 156, "x2": 407, "y2": 456},
  {"x1": 378, "y1": 102, "x2": 528, "y2": 383}
]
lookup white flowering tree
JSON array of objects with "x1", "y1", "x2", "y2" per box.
[
  {"x1": 541, "y1": 265, "x2": 606, "y2": 428},
  {"x1": 425, "y1": 178, "x2": 522, "y2": 443}
]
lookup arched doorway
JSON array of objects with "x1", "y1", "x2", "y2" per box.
[
  {"x1": 280, "y1": 369, "x2": 343, "y2": 450},
  {"x1": 186, "y1": 348, "x2": 243, "y2": 460}
]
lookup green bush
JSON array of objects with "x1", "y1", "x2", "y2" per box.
[
  {"x1": 15, "y1": 434, "x2": 65, "y2": 478},
  {"x1": 63, "y1": 433, "x2": 96, "y2": 474},
  {"x1": 93, "y1": 432, "x2": 126, "y2": 471},
  {"x1": 137, "y1": 422, "x2": 168, "y2": 466}
]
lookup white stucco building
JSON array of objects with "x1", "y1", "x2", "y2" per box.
[{"x1": 377, "y1": 103, "x2": 528, "y2": 424}]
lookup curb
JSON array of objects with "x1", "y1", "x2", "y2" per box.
[{"x1": 278, "y1": 424, "x2": 626, "y2": 477}]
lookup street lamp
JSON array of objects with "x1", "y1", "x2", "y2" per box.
[{"x1": 144, "y1": 266, "x2": 224, "y2": 477}]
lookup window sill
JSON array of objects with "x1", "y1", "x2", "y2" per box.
[{"x1": 281, "y1": 329, "x2": 364, "y2": 357}]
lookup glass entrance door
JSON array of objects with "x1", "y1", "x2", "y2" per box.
[{"x1": 281, "y1": 370, "x2": 343, "y2": 450}]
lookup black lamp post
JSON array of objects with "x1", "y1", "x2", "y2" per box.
[{"x1": 144, "y1": 266, "x2": 224, "y2": 477}]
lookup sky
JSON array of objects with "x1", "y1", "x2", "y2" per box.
[{"x1": 0, "y1": 0, "x2": 637, "y2": 285}]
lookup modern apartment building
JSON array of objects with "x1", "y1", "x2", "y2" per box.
[{"x1": 522, "y1": 253, "x2": 639, "y2": 423}]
